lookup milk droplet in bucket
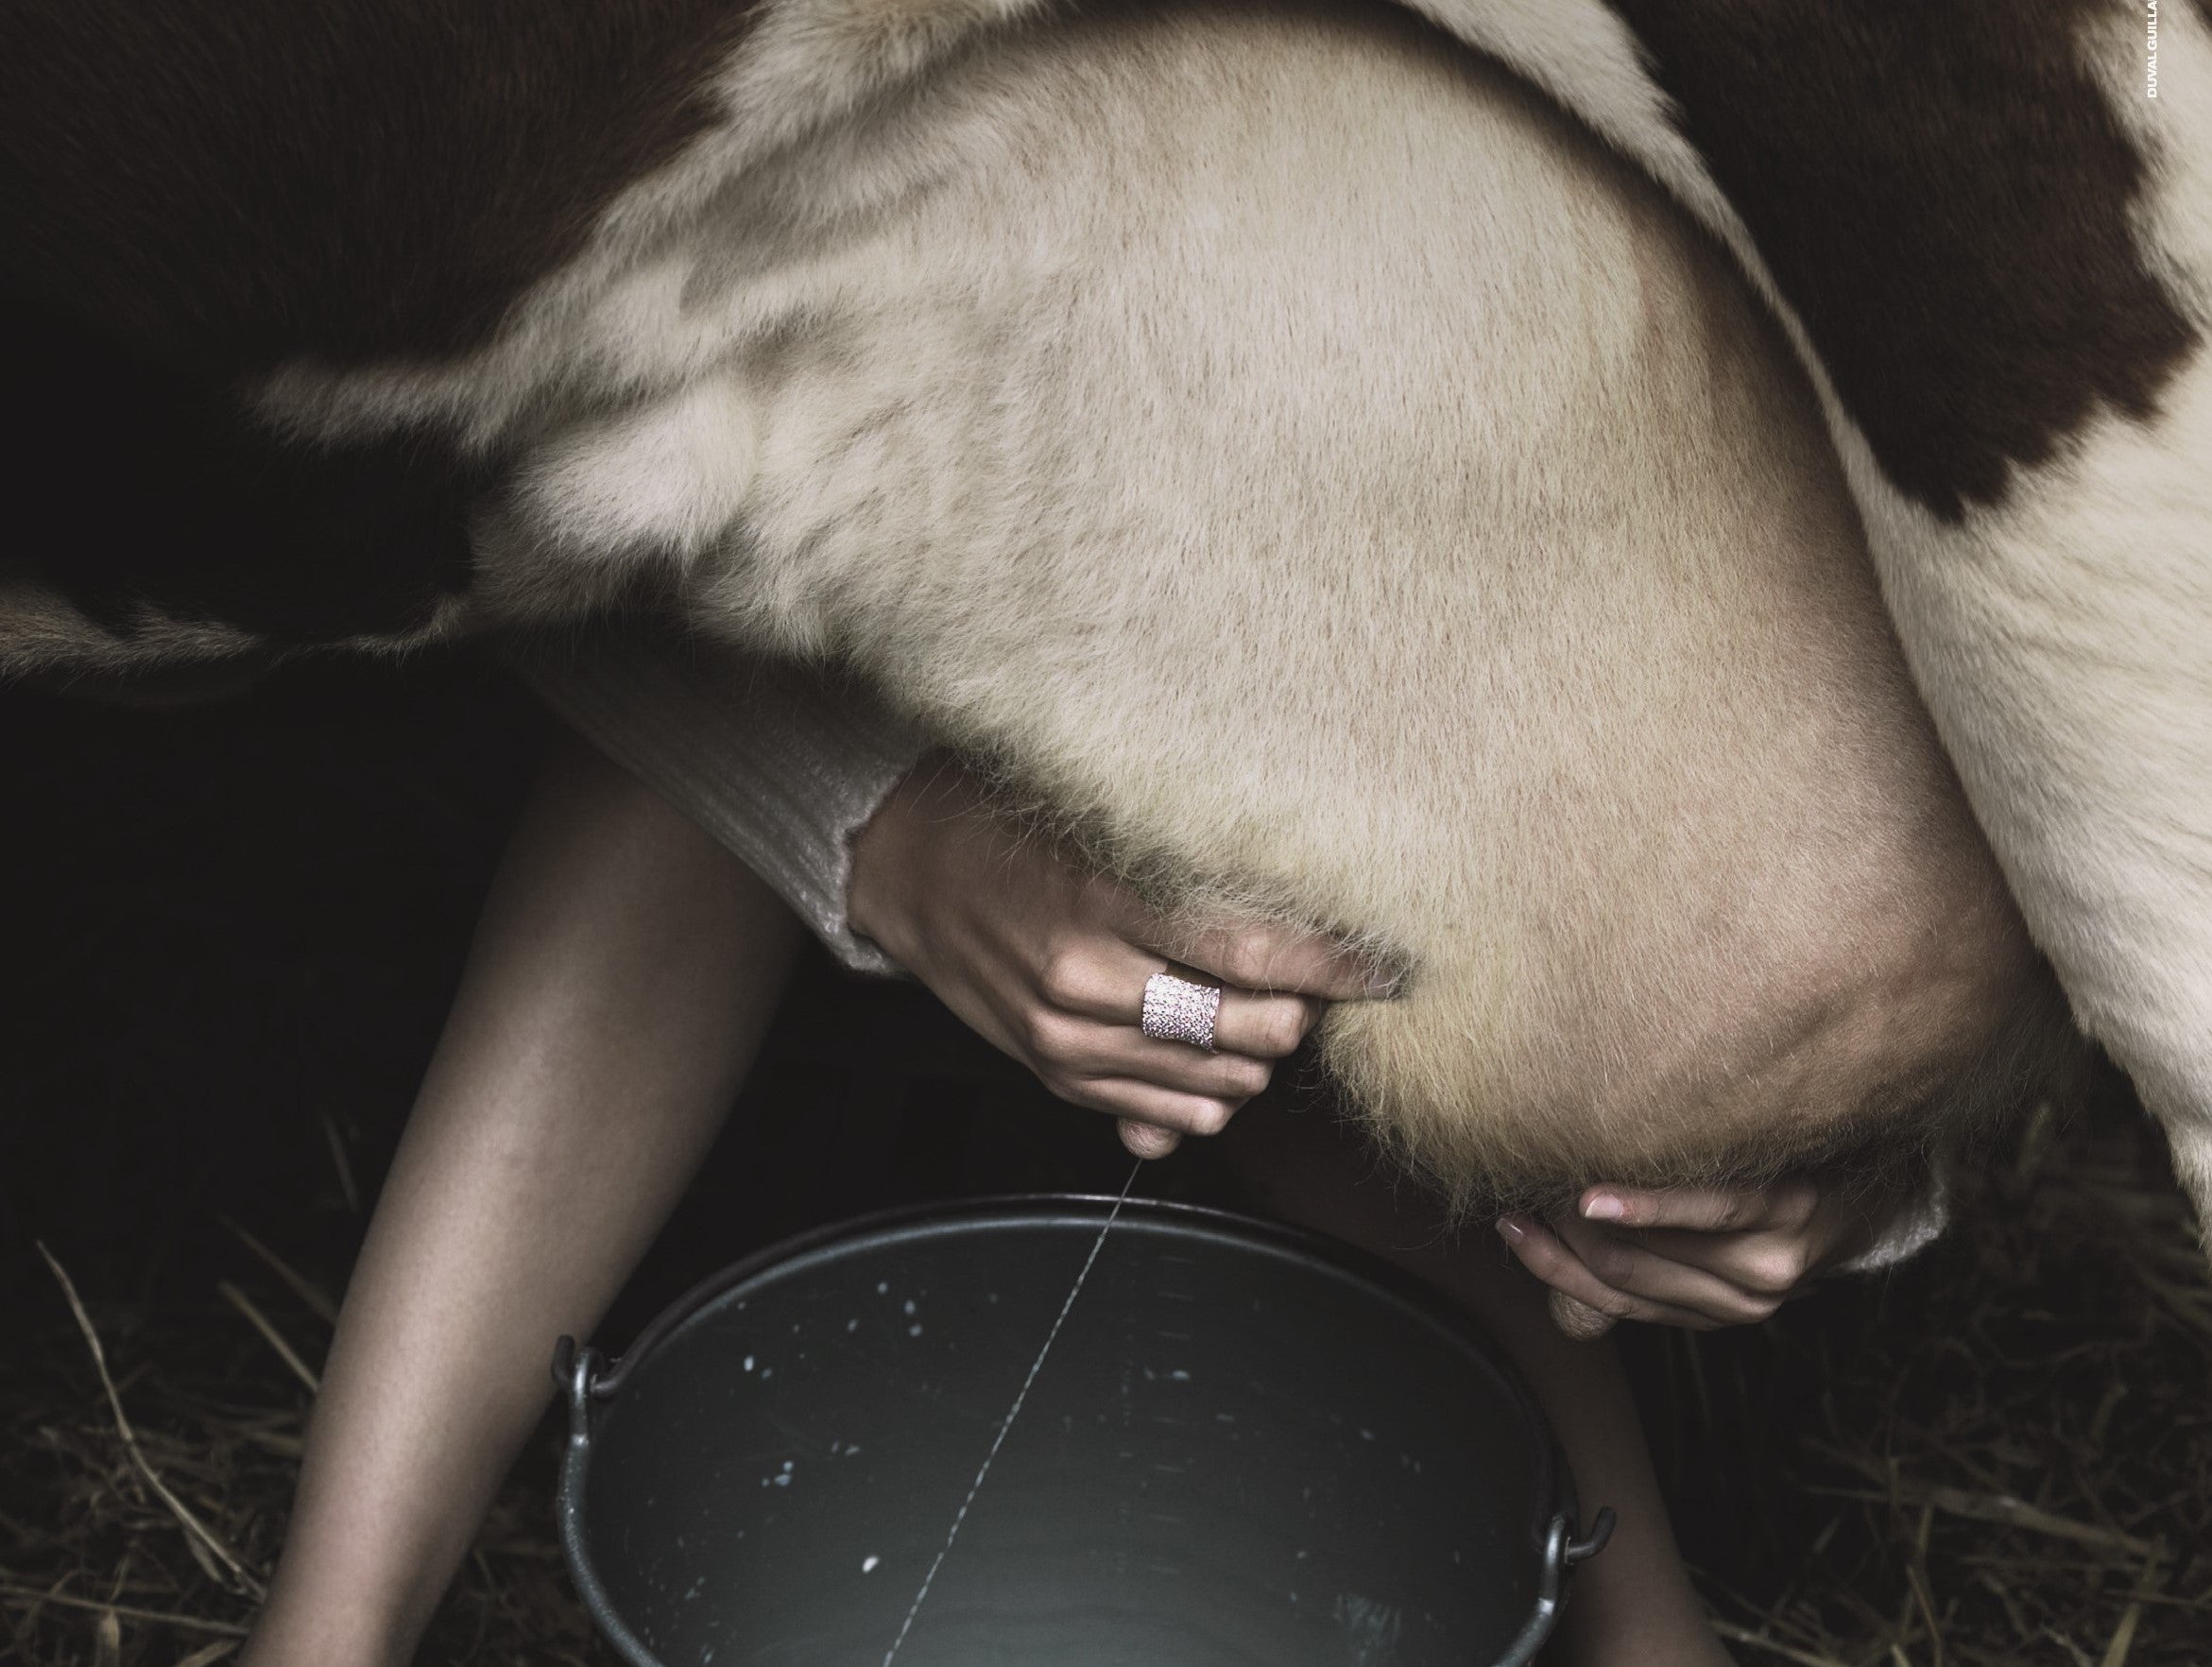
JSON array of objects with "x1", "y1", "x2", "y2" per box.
[{"x1": 862, "y1": 1555, "x2": 881, "y2": 1572}]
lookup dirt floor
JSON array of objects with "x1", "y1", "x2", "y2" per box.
[{"x1": 3, "y1": 654, "x2": 2206, "y2": 1665}]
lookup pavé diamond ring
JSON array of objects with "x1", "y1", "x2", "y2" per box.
[{"x1": 1140, "y1": 971, "x2": 1223, "y2": 1052}]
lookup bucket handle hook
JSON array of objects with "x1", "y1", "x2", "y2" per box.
[{"x1": 1563, "y1": 1505, "x2": 1616, "y2": 1568}]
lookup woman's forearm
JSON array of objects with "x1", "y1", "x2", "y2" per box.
[{"x1": 246, "y1": 729, "x2": 803, "y2": 1665}]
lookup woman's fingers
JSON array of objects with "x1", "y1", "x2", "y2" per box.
[
  {"x1": 1548, "y1": 1291, "x2": 1620, "y2": 1343},
  {"x1": 1032, "y1": 935, "x2": 1167, "y2": 1017},
  {"x1": 1210, "y1": 991, "x2": 1322, "y2": 1059},
  {"x1": 1577, "y1": 1179, "x2": 1858, "y2": 1293},
  {"x1": 1496, "y1": 1217, "x2": 1722, "y2": 1331},
  {"x1": 1545, "y1": 1214, "x2": 1785, "y2": 1324},
  {"x1": 1118, "y1": 1119, "x2": 1183, "y2": 1160},
  {"x1": 1576, "y1": 1180, "x2": 1817, "y2": 1235},
  {"x1": 1054, "y1": 1076, "x2": 1242, "y2": 1141},
  {"x1": 1119, "y1": 907, "x2": 1398, "y2": 1002},
  {"x1": 1599, "y1": 1227, "x2": 1821, "y2": 1297},
  {"x1": 1500, "y1": 1206, "x2": 1798, "y2": 1334},
  {"x1": 1033, "y1": 938, "x2": 1321, "y2": 1057},
  {"x1": 1022, "y1": 1009, "x2": 1276, "y2": 1101},
  {"x1": 1000, "y1": 937, "x2": 1309, "y2": 1148}
]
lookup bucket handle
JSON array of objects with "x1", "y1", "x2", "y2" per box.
[
  {"x1": 1563, "y1": 1506, "x2": 1616, "y2": 1569},
  {"x1": 554, "y1": 1333, "x2": 594, "y2": 1405},
  {"x1": 1495, "y1": 1505, "x2": 1614, "y2": 1667},
  {"x1": 554, "y1": 1338, "x2": 667, "y2": 1667}
]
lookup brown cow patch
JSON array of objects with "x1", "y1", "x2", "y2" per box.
[
  {"x1": 0, "y1": 0, "x2": 759, "y2": 372},
  {"x1": 1605, "y1": 0, "x2": 2200, "y2": 519}
]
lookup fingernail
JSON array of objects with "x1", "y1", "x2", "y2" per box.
[
  {"x1": 1495, "y1": 1216, "x2": 1527, "y2": 1246},
  {"x1": 1582, "y1": 1194, "x2": 1625, "y2": 1223},
  {"x1": 1364, "y1": 968, "x2": 1407, "y2": 999}
]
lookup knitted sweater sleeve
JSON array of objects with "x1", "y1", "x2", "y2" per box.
[{"x1": 506, "y1": 622, "x2": 926, "y2": 977}]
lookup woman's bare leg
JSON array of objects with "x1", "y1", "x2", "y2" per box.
[
  {"x1": 1218, "y1": 1097, "x2": 1729, "y2": 1667},
  {"x1": 243, "y1": 730, "x2": 803, "y2": 1667}
]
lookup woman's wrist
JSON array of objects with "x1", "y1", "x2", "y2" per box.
[{"x1": 845, "y1": 751, "x2": 961, "y2": 964}]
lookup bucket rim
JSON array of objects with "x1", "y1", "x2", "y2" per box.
[{"x1": 553, "y1": 1191, "x2": 1603, "y2": 1667}]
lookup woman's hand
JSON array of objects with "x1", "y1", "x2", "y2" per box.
[
  {"x1": 1496, "y1": 1177, "x2": 1910, "y2": 1337},
  {"x1": 848, "y1": 754, "x2": 1392, "y2": 1158}
]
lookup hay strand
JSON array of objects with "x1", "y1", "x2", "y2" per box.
[
  {"x1": 33, "y1": 1245, "x2": 266, "y2": 1602},
  {"x1": 218, "y1": 1220, "x2": 338, "y2": 1326},
  {"x1": 1709, "y1": 1619, "x2": 1856, "y2": 1666},
  {"x1": 1801, "y1": 1477, "x2": 2161, "y2": 1562},
  {"x1": 0, "y1": 1583, "x2": 250, "y2": 1638},
  {"x1": 215, "y1": 1282, "x2": 320, "y2": 1395}
]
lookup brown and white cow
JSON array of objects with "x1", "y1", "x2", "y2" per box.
[{"x1": 0, "y1": 1, "x2": 2195, "y2": 1222}]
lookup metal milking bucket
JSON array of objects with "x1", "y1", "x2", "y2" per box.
[{"x1": 556, "y1": 1195, "x2": 1610, "y2": 1666}]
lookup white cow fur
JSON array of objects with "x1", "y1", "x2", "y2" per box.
[
  {"x1": 1927, "y1": 5, "x2": 2212, "y2": 1223},
  {"x1": 1422, "y1": 0, "x2": 2212, "y2": 1225},
  {"x1": 251, "y1": 2, "x2": 2055, "y2": 1205},
  {"x1": 246, "y1": 0, "x2": 2203, "y2": 1224}
]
